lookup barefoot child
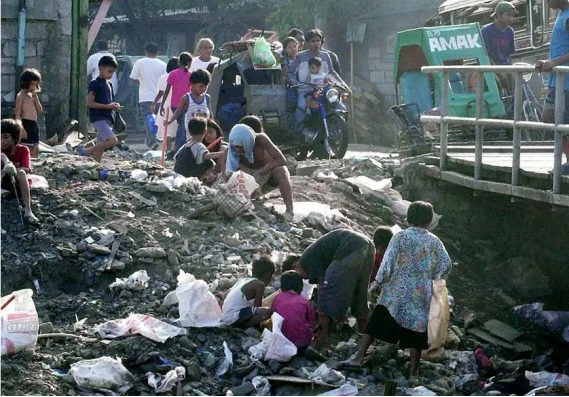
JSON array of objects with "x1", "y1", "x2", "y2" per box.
[
  {"x1": 173, "y1": 118, "x2": 224, "y2": 181},
  {"x1": 272, "y1": 270, "x2": 315, "y2": 354},
  {"x1": 167, "y1": 69, "x2": 213, "y2": 151},
  {"x1": 15, "y1": 69, "x2": 43, "y2": 159},
  {"x1": 78, "y1": 56, "x2": 120, "y2": 162},
  {"x1": 1, "y1": 119, "x2": 39, "y2": 224},
  {"x1": 221, "y1": 256, "x2": 275, "y2": 329}
]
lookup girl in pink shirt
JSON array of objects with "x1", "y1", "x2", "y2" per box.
[
  {"x1": 272, "y1": 271, "x2": 315, "y2": 353},
  {"x1": 160, "y1": 52, "x2": 192, "y2": 156}
]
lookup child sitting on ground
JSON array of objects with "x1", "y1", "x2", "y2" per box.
[
  {"x1": 174, "y1": 118, "x2": 224, "y2": 181},
  {"x1": 78, "y1": 55, "x2": 120, "y2": 162},
  {"x1": 272, "y1": 270, "x2": 315, "y2": 354},
  {"x1": 1, "y1": 119, "x2": 39, "y2": 224},
  {"x1": 221, "y1": 256, "x2": 275, "y2": 329},
  {"x1": 15, "y1": 68, "x2": 43, "y2": 159}
]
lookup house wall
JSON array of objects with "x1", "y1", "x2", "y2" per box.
[
  {"x1": 1, "y1": 0, "x2": 72, "y2": 135},
  {"x1": 358, "y1": 0, "x2": 444, "y2": 104}
]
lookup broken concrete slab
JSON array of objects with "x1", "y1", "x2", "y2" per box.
[
  {"x1": 467, "y1": 328, "x2": 532, "y2": 353},
  {"x1": 484, "y1": 319, "x2": 522, "y2": 343}
]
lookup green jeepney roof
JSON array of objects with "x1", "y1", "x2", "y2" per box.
[{"x1": 394, "y1": 23, "x2": 490, "y2": 82}]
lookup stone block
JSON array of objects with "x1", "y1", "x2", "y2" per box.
[
  {"x1": 1, "y1": 75, "x2": 15, "y2": 91},
  {"x1": 1, "y1": 56, "x2": 16, "y2": 69},
  {"x1": 25, "y1": 41, "x2": 36, "y2": 57},
  {"x1": 1, "y1": 21, "x2": 17, "y2": 38},
  {"x1": 2, "y1": 40, "x2": 17, "y2": 58},
  {"x1": 368, "y1": 46, "x2": 381, "y2": 59},
  {"x1": 25, "y1": 21, "x2": 48, "y2": 40},
  {"x1": 24, "y1": 56, "x2": 41, "y2": 69},
  {"x1": 370, "y1": 71, "x2": 387, "y2": 84},
  {"x1": 35, "y1": 39, "x2": 46, "y2": 56}
]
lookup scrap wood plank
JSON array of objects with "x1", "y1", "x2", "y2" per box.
[
  {"x1": 467, "y1": 328, "x2": 532, "y2": 353},
  {"x1": 105, "y1": 240, "x2": 120, "y2": 271},
  {"x1": 128, "y1": 191, "x2": 156, "y2": 206},
  {"x1": 264, "y1": 375, "x2": 336, "y2": 388}
]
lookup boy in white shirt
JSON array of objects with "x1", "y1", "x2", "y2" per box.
[
  {"x1": 304, "y1": 57, "x2": 331, "y2": 113},
  {"x1": 130, "y1": 42, "x2": 166, "y2": 149}
]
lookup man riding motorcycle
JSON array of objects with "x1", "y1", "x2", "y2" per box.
[{"x1": 286, "y1": 29, "x2": 349, "y2": 133}]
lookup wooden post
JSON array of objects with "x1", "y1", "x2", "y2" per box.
[
  {"x1": 77, "y1": 0, "x2": 90, "y2": 133},
  {"x1": 350, "y1": 42, "x2": 357, "y2": 144}
]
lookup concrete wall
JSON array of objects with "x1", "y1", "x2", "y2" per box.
[
  {"x1": 1, "y1": 0, "x2": 72, "y2": 136},
  {"x1": 357, "y1": 0, "x2": 443, "y2": 104}
]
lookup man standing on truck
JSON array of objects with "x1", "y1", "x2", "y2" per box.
[
  {"x1": 536, "y1": 0, "x2": 569, "y2": 174},
  {"x1": 481, "y1": 2, "x2": 516, "y2": 93}
]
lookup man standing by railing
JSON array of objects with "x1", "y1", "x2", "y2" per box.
[
  {"x1": 536, "y1": 0, "x2": 569, "y2": 174},
  {"x1": 481, "y1": 2, "x2": 516, "y2": 94}
]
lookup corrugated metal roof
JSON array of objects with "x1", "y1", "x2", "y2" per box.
[{"x1": 439, "y1": 0, "x2": 494, "y2": 14}]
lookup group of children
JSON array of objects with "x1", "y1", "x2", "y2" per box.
[{"x1": 219, "y1": 225, "x2": 395, "y2": 356}]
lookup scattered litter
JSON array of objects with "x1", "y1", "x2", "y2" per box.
[
  {"x1": 1, "y1": 289, "x2": 39, "y2": 356},
  {"x1": 318, "y1": 384, "x2": 359, "y2": 396},
  {"x1": 252, "y1": 376, "x2": 272, "y2": 396},
  {"x1": 525, "y1": 371, "x2": 569, "y2": 387},
  {"x1": 69, "y1": 356, "x2": 137, "y2": 395},
  {"x1": 251, "y1": 312, "x2": 297, "y2": 362},
  {"x1": 95, "y1": 313, "x2": 187, "y2": 343},
  {"x1": 109, "y1": 270, "x2": 150, "y2": 292},
  {"x1": 310, "y1": 364, "x2": 346, "y2": 385},
  {"x1": 215, "y1": 341, "x2": 233, "y2": 377},
  {"x1": 29, "y1": 174, "x2": 49, "y2": 190},
  {"x1": 130, "y1": 169, "x2": 148, "y2": 181},
  {"x1": 147, "y1": 366, "x2": 185, "y2": 393},
  {"x1": 404, "y1": 386, "x2": 437, "y2": 396}
]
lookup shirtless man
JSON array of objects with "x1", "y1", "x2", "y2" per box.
[{"x1": 221, "y1": 118, "x2": 294, "y2": 220}]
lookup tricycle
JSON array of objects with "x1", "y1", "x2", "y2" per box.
[{"x1": 209, "y1": 36, "x2": 351, "y2": 160}]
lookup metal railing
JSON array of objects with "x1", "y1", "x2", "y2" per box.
[{"x1": 420, "y1": 64, "x2": 569, "y2": 195}]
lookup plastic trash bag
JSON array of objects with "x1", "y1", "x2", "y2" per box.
[
  {"x1": 318, "y1": 384, "x2": 359, "y2": 396},
  {"x1": 249, "y1": 313, "x2": 297, "y2": 362},
  {"x1": 404, "y1": 386, "x2": 437, "y2": 396},
  {"x1": 252, "y1": 376, "x2": 272, "y2": 396},
  {"x1": 95, "y1": 313, "x2": 187, "y2": 343},
  {"x1": 28, "y1": 174, "x2": 49, "y2": 190},
  {"x1": 310, "y1": 363, "x2": 346, "y2": 385},
  {"x1": 130, "y1": 169, "x2": 148, "y2": 181},
  {"x1": 216, "y1": 341, "x2": 233, "y2": 377},
  {"x1": 173, "y1": 270, "x2": 222, "y2": 328},
  {"x1": 147, "y1": 366, "x2": 185, "y2": 393},
  {"x1": 69, "y1": 356, "x2": 137, "y2": 395},
  {"x1": 253, "y1": 36, "x2": 277, "y2": 69},
  {"x1": 1, "y1": 289, "x2": 39, "y2": 356},
  {"x1": 110, "y1": 270, "x2": 151, "y2": 292},
  {"x1": 427, "y1": 279, "x2": 450, "y2": 349},
  {"x1": 525, "y1": 371, "x2": 569, "y2": 387},
  {"x1": 227, "y1": 170, "x2": 260, "y2": 197},
  {"x1": 265, "y1": 312, "x2": 298, "y2": 362},
  {"x1": 514, "y1": 303, "x2": 569, "y2": 336},
  {"x1": 147, "y1": 114, "x2": 158, "y2": 136}
]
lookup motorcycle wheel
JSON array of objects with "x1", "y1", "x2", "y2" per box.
[{"x1": 322, "y1": 114, "x2": 349, "y2": 159}]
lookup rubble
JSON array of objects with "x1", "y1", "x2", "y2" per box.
[{"x1": 1, "y1": 150, "x2": 567, "y2": 396}]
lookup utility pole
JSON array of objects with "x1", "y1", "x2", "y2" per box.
[
  {"x1": 70, "y1": 0, "x2": 90, "y2": 132},
  {"x1": 15, "y1": 0, "x2": 27, "y2": 97}
]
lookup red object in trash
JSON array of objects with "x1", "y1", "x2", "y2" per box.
[{"x1": 475, "y1": 346, "x2": 493, "y2": 370}]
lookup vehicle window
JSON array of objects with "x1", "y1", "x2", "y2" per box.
[
  {"x1": 443, "y1": 58, "x2": 489, "y2": 94},
  {"x1": 546, "y1": 6, "x2": 557, "y2": 29}
]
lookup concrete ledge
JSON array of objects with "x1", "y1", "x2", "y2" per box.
[{"x1": 420, "y1": 164, "x2": 569, "y2": 207}]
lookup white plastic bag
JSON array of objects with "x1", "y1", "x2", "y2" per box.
[
  {"x1": 28, "y1": 174, "x2": 49, "y2": 190},
  {"x1": 228, "y1": 170, "x2": 259, "y2": 197},
  {"x1": 404, "y1": 386, "x2": 437, "y2": 396},
  {"x1": 215, "y1": 341, "x2": 233, "y2": 377},
  {"x1": 130, "y1": 169, "x2": 148, "y2": 181},
  {"x1": 69, "y1": 356, "x2": 137, "y2": 394},
  {"x1": 264, "y1": 312, "x2": 298, "y2": 362},
  {"x1": 147, "y1": 366, "x2": 185, "y2": 393},
  {"x1": 109, "y1": 270, "x2": 150, "y2": 292},
  {"x1": 318, "y1": 384, "x2": 359, "y2": 396},
  {"x1": 1, "y1": 289, "x2": 39, "y2": 356},
  {"x1": 95, "y1": 313, "x2": 187, "y2": 343},
  {"x1": 310, "y1": 364, "x2": 346, "y2": 385},
  {"x1": 252, "y1": 376, "x2": 272, "y2": 396},
  {"x1": 525, "y1": 371, "x2": 569, "y2": 387},
  {"x1": 174, "y1": 271, "x2": 222, "y2": 327}
]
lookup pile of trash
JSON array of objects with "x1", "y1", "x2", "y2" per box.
[{"x1": 1, "y1": 150, "x2": 568, "y2": 396}]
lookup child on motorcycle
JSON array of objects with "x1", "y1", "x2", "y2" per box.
[{"x1": 304, "y1": 57, "x2": 331, "y2": 114}]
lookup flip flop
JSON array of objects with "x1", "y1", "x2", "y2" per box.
[{"x1": 75, "y1": 145, "x2": 88, "y2": 157}]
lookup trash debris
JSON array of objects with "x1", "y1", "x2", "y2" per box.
[
  {"x1": 109, "y1": 270, "x2": 150, "y2": 292},
  {"x1": 404, "y1": 386, "x2": 437, "y2": 396},
  {"x1": 216, "y1": 341, "x2": 233, "y2": 377},
  {"x1": 318, "y1": 384, "x2": 359, "y2": 396},
  {"x1": 310, "y1": 364, "x2": 346, "y2": 385},
  {"x1": 252, "y1": 376, "x2": 272, "y2": 396},
  {"x1": 1, "y1": 289, "x2": 39, "y2": 356},
  {"x1": 147, "y1": 366, "x2": 186, "y2": 393},
  {"x1": 514, "y1": 303, "x2": 569, "y2": 340},
  {"x1": 130, "y1": 169, "x2": 148, "y2": 181},
  {"x1": 28, "y1": 174, "x2": 49, "y2": 190},
  {"x1": 248, "y1": 313, "x2": 297, "y2": 362},
  {"x1": 95, "y1": 313, "x2": 187, "y2": 343},
  {"x1": 69, "y1": 356, "x2": 137, "y2": 395},
  {"x1": 525, "y1": 371, "x2": 569, "y2": 387}
]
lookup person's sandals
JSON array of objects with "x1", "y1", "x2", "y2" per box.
[{"x1": 75, "y1": 145, "x2": 88, "y2": 157}]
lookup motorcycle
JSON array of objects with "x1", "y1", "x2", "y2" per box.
[{"x1": 291, "y1": 82, "x2": 351, "y2": 160}]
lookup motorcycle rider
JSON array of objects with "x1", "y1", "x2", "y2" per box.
[{"x1": 287, "y1": 29, "x2": 348, "y2": 134}]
